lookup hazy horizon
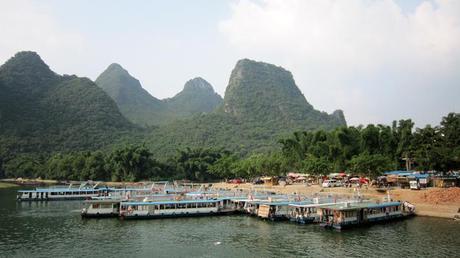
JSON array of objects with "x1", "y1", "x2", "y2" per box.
[{"x1": 1, "y1": 0, "x2": 459, "y2": 127}]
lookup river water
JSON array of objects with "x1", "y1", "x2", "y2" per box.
[{"x1": 0, "y1": 188, "x2": 459, "y2": 258}]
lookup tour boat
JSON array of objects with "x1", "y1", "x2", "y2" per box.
[
  {"x1": 81, "y1": 199, "x2": 121, "y2": 218},
  {"x1": 288, "y1": 203, "x2": 320, "y2": 223},
  {"x1": 17, "y1": 182, "x2": 109, "y2": 201},
  {"x1": 318, "y1": 201, "x2": 415, "y2": 230},
  {"x1": 119, "y1": 198, "x2": 234, "y2": 219},
  {"x1": 257, "y1": 200, "x2": 312, "y2": 221},
  {"x1": 288, "y1": 198, "x2": 363, "y2": 224}
]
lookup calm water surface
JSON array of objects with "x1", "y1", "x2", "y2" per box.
[{"x1": 1, "y1": 188, "x2": 459, "y2": 258}]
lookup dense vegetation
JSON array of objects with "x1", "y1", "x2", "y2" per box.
[
  {"x1": 96, "y1": 64, "x2": 222, "y2": 126},
  {"x1": 2, "y1": 113, "x2": 458, "y2": 181}
]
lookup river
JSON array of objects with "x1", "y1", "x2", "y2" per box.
[{"x1": 0, "y1": 188, "x2": 459, "y2": 258}]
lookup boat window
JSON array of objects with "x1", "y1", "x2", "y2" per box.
[
  {"x1": 92, "y1": 204, "x2": 100, "y2": 209},
  {"x1": 159, "y1": 204, "x2": 164, "y2": 210}
]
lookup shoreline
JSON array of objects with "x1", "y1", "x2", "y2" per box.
[
  {"x1": 213, "y1": 182, "x2": 460, "y2": 219},
  {"x1": 0, "y1": 182, "x2": 20, "y2": 189},
  {"x1": 3, "y1": 178, "x2": 458, "y2": 219}
]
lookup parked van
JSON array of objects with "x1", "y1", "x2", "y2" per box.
[
  {"x1": 409, "y1": 180, "x2": 420, "y2": 190},
  {"x1": 322, "y1": 180, "x2": 339, "y2": 188}
]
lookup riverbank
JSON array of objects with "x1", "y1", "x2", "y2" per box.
[
  {"x1": 213, "y1": 182, "x2": 460, "y2": 219},
  {"x1": 4, "y1": 178, "x2": 458, "y2": 219},
  {"x1": 0, "y1": 182, "x2": 20, "y2": 189}
]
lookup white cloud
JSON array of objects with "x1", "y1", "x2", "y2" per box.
[
  {"x1": 220, "y1": 0, "x2": 460, "y2": 126},
  {"x1": 0, "y1": 0, "x2": 85, "y2": 74}
]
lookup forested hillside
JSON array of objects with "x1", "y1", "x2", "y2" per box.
[
  {"x1": 223, "y1": 59, "x2": 346, "y2": 129},
  {"x1": 0, "y1": 52, "x2": 137, "y2": 155},
  {"x1": 145, "y1": 59, "x2": 347, "y2": 158},
  {"x1": 164, "y1": 77, "x2": 223, "y2": 119},
  {"x1": 4, "y1": 113, "x2": 458, "y2": 182}
]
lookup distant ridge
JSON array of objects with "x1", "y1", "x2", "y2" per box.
[
  {"x1": 165, "y1": 77, "x2": 223, "y2": 118},
  {"x1": 96, "y1": 64, "x2": 222, "y2": 126}
]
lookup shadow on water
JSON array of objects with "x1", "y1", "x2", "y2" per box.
[{"x1": 1, "y1": 188, "x2": 459, "y2": 258}]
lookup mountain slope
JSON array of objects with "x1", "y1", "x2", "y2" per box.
[
  {"x1": 95, "y1": 63, "x2": 167, "y2": 127},
  {"x1": 146, "y1": 59, "x2": 346, "y2": 158},
  {"x1": 95, "y1": 65, "x2": 222, "y2": 126},
  {"x1": 223, "y1": 59, "x2": 345, "y2": 129},
  {"x1": 164, "y1": 77, "x2": 223, "y2": 118},
  {"x1": 0, "y1": 52, "x2": 135, "y2": 154}
]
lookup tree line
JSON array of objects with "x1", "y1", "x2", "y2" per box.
[{"x1": 1, "y1": 113, "x2": 459, "y2": 181}]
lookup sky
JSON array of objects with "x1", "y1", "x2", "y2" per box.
[{"x1": 0, "y1": 0, "x2": 459, "y2": 127}]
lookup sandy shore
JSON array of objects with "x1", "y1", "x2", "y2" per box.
[{"x1": 213, "y1": 182, "x2": 460, "y2": 219}]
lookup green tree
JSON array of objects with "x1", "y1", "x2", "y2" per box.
[
  {"x1": 174, "y1": 148, "x2": 224, "y2": 181},
  {"x1": 349, "y1": 153, "x2": 395, "y2": 178},
  {"x1": 109, "y1": 145, "x2": 156, "y2": 182},
  {"x1": 301, "y1": 154, "x2": 331, "y2": 175},
  {"x1": 209, "y1": 154, "x2": 240, "y2": 179},
  {"x1": 83, "y1": 151, "x2": 110, "y2": 180}
]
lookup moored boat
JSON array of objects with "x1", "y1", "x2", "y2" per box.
[
  {"x1": 318, "y1": 201, "x2": 415, "y2": 230},
  {"x1": 257, "y1": 200, "x2": 311, "y2": 221},
  {"x1": 17, "y1": 183, "x2": 109, "y2": 201},
  {"x1": 81, "y1": 199, "x2": 121, "y2": 218},
  {"x1": 119, "y1": 199, "x2": 234, "y2": 220}
]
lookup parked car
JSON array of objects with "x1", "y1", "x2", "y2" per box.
[
  {"x1": 228, "y1": 178, "x2": 242, "y2": 184},
  {"x1": 252, "y1": 178, "x2": 264, "y2": 185},
  {"x1": 322, "y1": 179, "x2": 339, "y2": 188}
]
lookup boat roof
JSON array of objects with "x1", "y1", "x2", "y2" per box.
[
  {"x1": 384, "y1": 170, "x2": 415, "y2": 175},
  {"x1": 120, "y1": 199, "x2": 223, "y2": 206},
  {"x1": 18, "y1": 188, "x2": 103, "y2": 193},
  {"x1": 258, "y1": 200, "x2": 312, "y2": 206},
  {"x1": 84, "y1": 199, "x2": 121, "y2": 204},
  {"x1": 319, "y1": 201, "x2": 401, "y2": 211},
  {"x1": 109, "y1": 188, "x2": 154, "y2": 191}
]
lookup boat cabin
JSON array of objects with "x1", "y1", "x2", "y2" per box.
[
  {"x1": 119, "y1": 199, "x2": 229, "y2": 219},
  {"x1": 257, "y1": 200, "x2": 310, "y2": 221},
  {"x1": 81, "y1": 199, "x2": 121, "y2": 218},
  {"x1": 288, "y1": 204, "x2": 319, "y2": 223},
  {"x1": 17, "y1": 188, "x2": 106, "y2": 201},
  {"x1": 318, "y1": 202, "x2": 406, "y2": 230}
]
